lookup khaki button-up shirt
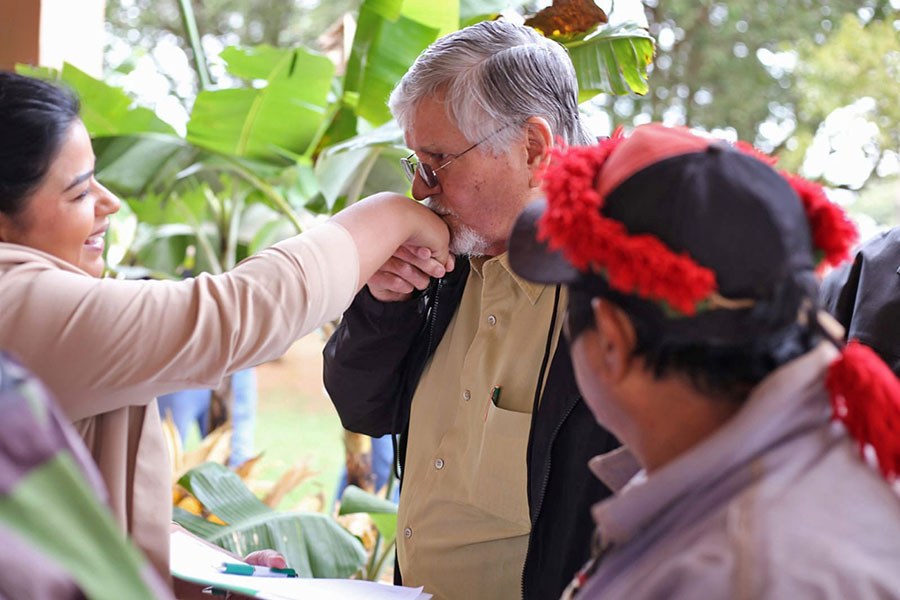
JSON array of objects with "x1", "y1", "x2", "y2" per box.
[{"x1": 398, "y1": 253, "x2": 565, "y2": 600}]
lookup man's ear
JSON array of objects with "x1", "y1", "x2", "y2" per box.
[
  {"x1": 524, "y1": 116, "x2": 552, "y2": 187},
  {"x1": 591, "y1": 298, "x2": 637, "y2": 383}
]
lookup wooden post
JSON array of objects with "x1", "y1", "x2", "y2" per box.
[{"x1": 0, "y1": 0, "x2": 105, "y2": 76}]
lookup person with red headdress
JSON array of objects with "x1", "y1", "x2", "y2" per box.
[{"x1": 508, "y1": 123, "x2": 900, "y2": 599}]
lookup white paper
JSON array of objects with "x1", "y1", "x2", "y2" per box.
[{"x1": 170, "y1": 529, "x2": 431, "y2": 600}]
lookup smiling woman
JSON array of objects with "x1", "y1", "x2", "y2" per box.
[
  {"x1": 0, "y1": 119, "x2": 120, "y2": 277},
  {"x1": 0, "y1": 71, "x2": 453, "y2": 592}
]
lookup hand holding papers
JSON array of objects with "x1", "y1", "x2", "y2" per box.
[{"x1": 171, "y1": 529, "x2": 432, "y2": 600}]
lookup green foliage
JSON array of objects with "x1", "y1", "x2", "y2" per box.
[
  {"x1": 175, "y1": 462, "x2": 367, "y2": 578},
  {"x1": 796, "y1": 15, "x2": 900, "y2": 157},
  {"x1": 565, "y1": 22, "x2": 655, "y2": 101},
  {"x1": 338, "y1": 484, "x2": 399, "y2": 581},
  {"x1": 2, "y1": 453, "x2": 157, "y2": 599},
  {"x1": 339, "y1": 484, "x2": 398, "y2": 542},
  {"x1": 24, "y1": 0, "x2": 653, "y2": 282},
  {"x1": 625, "y1": 0, "x2": 877, "y2": 140},
  {"x1": 188, "y1": 46, "x2": 335, "y2": 161},
  {"x1": 16, "y1": 63, "x2": 175, "y2": 136}
]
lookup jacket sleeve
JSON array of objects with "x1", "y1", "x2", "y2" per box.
[
  {"x1": 323, "y1": 285, "x2": 429, "y2": 436},
  {"x1": 819, "y1": 257, "x2": 859, "y2": 335},
  {"x1": 0, "y1": 222, "x2": 359, "y2": 421}
]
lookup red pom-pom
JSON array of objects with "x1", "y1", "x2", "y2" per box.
[
  {"x1": 826, "y1": 341, "x2": 900, "y2": 481},
  {"x1": 538, "y1": 131, "x2": 718, "y2": 316},
  {"x1": 732, "y1": 141, "x2": 858, "y2": 270},
  {"x1": 781, "y1": 172, "x2": 858, "y2": 269}
]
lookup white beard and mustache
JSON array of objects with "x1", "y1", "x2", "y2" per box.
[{"x1": 424, "y1": 197, "x2": 490, "y2": 257}]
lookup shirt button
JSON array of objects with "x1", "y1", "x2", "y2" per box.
[
  {"x1": 435, "y1": 458, "x2": 444, "y2": 470},
  {"x1": 404, "y1": 527, "x2": 412, "y2": 539},
  {"x1": 487, "y1": 314, "x2": 497, "y2": 327},
  {"x1": 463, "y1": 389, "x2": 471, "y2": 401}
]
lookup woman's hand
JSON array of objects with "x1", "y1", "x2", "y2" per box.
[
  {"x1": 243, "y1": 549, "x2": 288, "y2": 569},
  {"x1": 332, "y1": 192, "x2": 454, "y2": 295}
]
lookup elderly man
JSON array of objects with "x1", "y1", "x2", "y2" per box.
[
  {"x1": 508, "y1": 123, "x2": 900, "y2": 599},
  {"x1": 323, "y1": 19, "x2": 620, "y2": 600}
]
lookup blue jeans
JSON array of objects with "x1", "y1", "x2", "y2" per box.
[
  {"x1": 334, "y1": 433, "x2": 398, "y2": 505},
  {"x1": 156, "y1": 368, "x2": 257, "y2": 467}
]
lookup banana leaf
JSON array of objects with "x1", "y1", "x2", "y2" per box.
[
  {"x1": 345, "y1": 0, "x2": 452, "y2": 127},
  {"x1": 401, "y1": 0, "x2": 459, "y2": 39},
  {"x1": 562, "y1": 22, "x2": 655, "y2": 102},
  {"x1": 459, "y1": 0, "x2": 509, "y2": 24},
  {"x1": 16, "y1": 63, "x2": 176, "y2": 137},
  {"x1": 355, "y1": 14, "x2": 440, "y2": 125},
  {"x1": 1, "y1": 452, "x2": 157, "y2": 600},
  {"x1": 174, "y1": 462, "x2": 366, "y2": 579},
  {"x1": 338, "y1": 485, "x2": 398, "y2": 542},
  {"x1": 93, "y1": 133, "x2": 193, "y2": 197},
  {"x1": 187, "y1": 46, "x2": 335, "y2": 163}
]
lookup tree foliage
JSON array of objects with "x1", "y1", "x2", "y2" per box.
[
  {"x1": 795, "y1": 14, "x2": 900, "y2": 170},
  {"x1": 613, "y1": 1, "x2": 894, "y2": 145}
]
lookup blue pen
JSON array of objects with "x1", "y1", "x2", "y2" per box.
[{"x1": 219, "y1": 562, "x2": 298, "y2": 578}]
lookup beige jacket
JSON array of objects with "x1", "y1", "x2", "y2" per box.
[{"x1": 0, "y1": 222, "x2": 359, "y2": 581}]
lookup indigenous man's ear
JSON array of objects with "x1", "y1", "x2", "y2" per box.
[
  {"x1": 524, "y1": 117, "x2": 552, "y2": 187},
  {"x1": 591, "y1": 298, "x2": 637, "y2": 383},
  {"x1": 0, "y1": 213, "x2": 16, "y2": 243}
]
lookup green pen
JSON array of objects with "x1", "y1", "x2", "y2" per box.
[
  {"x1": 220, "y1": 562, "x2": 298, "y2": 578},
  {"x1": 491, "y1": 385, "x2": 502, "y2": 406}
]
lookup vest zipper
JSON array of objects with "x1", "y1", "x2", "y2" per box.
[{"x1": 521, "y1": 395, "x2": 579, "y2": 600}]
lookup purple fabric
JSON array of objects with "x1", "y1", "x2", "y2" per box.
[{"x1": 576, "y1": 344, "x2": 900, "y2": 599}]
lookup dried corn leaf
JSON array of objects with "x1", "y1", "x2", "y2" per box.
[
  {"x1": 176, "y1": 493, "x2": 203, "y2": 516},
  {"x1": 234, "y1": 452, "x2": 265, "y2": 480},
  {"x1": 336, "y1": 513, "x2": 378, "y2": 551},
  {"x1": 179, "y1": 424, "x2": 232, "y2": 478},
  {"x1": 262, "y1": 459, "x2": 317, "y2": 509},
  {"x1": 292, "y1": 491, "x2": 325, "y2": 514},
  {"x1": 161, "y1": 410, "x2": 184, "y2": 479}
]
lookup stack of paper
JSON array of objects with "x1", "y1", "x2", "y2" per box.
[{"x1": 170, "y1": 530, "x2": 431, "y2": 600}]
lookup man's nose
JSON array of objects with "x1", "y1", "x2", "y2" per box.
[{"x1": 411, "y1": 172, "x2": 440, "y2": 200}]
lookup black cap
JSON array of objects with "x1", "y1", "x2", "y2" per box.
[{"x1": 508, "y1": 123, "x2": 820, "y2": 343}]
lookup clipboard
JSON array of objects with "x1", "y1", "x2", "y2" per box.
[{"x1": 170, "y1": 528, "x2": 431, "y2": 600}]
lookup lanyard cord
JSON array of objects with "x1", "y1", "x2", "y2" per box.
[{"x1": 532, "y1": 284, "x2": 562, "y2": 413}]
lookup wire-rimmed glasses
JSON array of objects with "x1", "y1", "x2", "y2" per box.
[{"x1": 400, "y1": 122, "x2": 517, "y2": 189}]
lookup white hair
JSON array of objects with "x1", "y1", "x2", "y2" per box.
[{"x1": 388, "y1": 19, "x2": 594, "y2": 156}]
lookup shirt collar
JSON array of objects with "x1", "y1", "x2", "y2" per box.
[
  {"x1": 589, "y1": 341, "x2": 839, "y2": 549},
  {"x1": 469, "y1": 253, "x2": 547, "y2": 304},
  {"x1": 588, "y1": 447, "x2": 642, "y2": 493}
]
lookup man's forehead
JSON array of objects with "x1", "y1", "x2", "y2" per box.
[{"x1": 404, "y1": 95, "x2": 467, "y2": 151}]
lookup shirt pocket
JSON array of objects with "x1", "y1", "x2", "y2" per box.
[{"x1": 468, "y1": 400, "x2": 532, "y2": 530}]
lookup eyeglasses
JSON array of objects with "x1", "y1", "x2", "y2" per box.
[{"x1": 401, "y1": 122, "x2": 516, "y2": 189}]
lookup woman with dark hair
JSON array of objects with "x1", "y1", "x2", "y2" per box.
[{"x1": 0, "y1": 71, "x2": 453, "y2": 582}]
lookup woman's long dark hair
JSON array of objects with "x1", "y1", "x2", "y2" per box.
[{"x1": 0, "y1": 71, "x2": 80, "y2": 220}]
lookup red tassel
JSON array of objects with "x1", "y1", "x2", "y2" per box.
[{"x1": 826, "y1": 341, "x2": 900, "y2": 481}]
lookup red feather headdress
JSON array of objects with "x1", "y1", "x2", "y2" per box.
[{"x1": 537, "y1": 128, "x2": 900, "y2": 481}]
